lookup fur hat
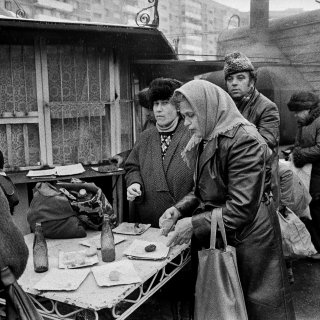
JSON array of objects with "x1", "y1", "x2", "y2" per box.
[
  {"x1": 148, "y1": 78, "x2": 183, "y2": 105},
  {"x1": 287, "y1": 91, "x2": 319, "y2": 112},
  {"x1": 224, "y1": 51, "x2": 255, "y2": 79},
  {"x1": 136, "y1": 88, "x2": 152, "y2": 110}
]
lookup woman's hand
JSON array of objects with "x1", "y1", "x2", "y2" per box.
[
  {"x1": 127, "y1": 183, "x2": 142, "y2": 201},
  {"x1": 159, "y1": 207, "x2": 181, "y2": 236},
  {"x1": 167, "y1": 217, "x2": 193, "y2": 247}
]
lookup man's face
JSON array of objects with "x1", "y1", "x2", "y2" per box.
[
  {"x1": 294, "y1": 110, "x2": 309, "y2": 124},
  {"x1": 226, "y1": 72, "x2": 254, "y2": 100}
]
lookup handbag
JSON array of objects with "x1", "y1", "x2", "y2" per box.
[
  {"x1": 277, "y1": 207, "x2": 317, "y2": 259},
  {"x1": 27, "y1": 182, "x2": 86, "y2": 239},
  {"x1": 1, "y1": 266, "x2": 43, "y2": 320},
  {"x1": 194, "y1": 208, "x2": 248, "y2": 320}
]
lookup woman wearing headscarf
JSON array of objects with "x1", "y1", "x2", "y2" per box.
[{"x1": 159, "y1": 80, "x2": 295, "y2": 320}]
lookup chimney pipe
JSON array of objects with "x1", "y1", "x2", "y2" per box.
[{"x1": 250, "y1": 0, "x2": 269, "y2": 29}]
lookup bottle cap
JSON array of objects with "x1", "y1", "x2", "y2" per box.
[
  {"x1": 35, "y1": 222, "x2": 42, "y2": 227},
  {"x1": 79, "y1": 188, "x2": 87, "y2": 197}
]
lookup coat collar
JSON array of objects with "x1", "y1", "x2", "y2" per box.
[{"x1": 196, "y1": 125, "x2": 240, "y2": 179}]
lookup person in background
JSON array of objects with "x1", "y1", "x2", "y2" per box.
[
  {"x1": 0, "y1": 151, "x2": 19, "y2": 214},
  {"x1": 160, "y1": 80, "x2": 295, "y2": 320},
  {"x1": 125, "y1": 78, "x2": 195, "y2": 319},
  {"x1": 125, "y1": 77, "x2": 194, "y2": 227},
  {"x1": 135, "y1": 87, "x2": 156, "y2": 131},
  {"x1": 224, "y1": 51, "x2": 280, "y2": 207},
  {"x1": 287, "y1": 91, "x2": 320, "y2": 257}
]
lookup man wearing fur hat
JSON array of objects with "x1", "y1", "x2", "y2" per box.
[
  {"x1": 287, "y1": 91, "x2": 320, "y2": 254},
  {"x1": 224, "y1": 51, "x2": 280, "y2": 206}
]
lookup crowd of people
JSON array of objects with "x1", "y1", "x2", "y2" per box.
[
  {"x1": 125, "y1": 51, "x2": 320, "y2": 320},
  {"x1": 2, "y1": 50, "x2": 320, "y2": 320}
]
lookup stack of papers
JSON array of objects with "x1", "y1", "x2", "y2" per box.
[
  {"x1": 27, "y1": 163, "x2": 85, "y2": 178},
  {"x1": 91, "y1": 260, "x2": 141, "y2": 287},
  {"x1": 34, "y1": 268, "x2": 90, "y2": 291},
  {"x1": 123, "y1": 240, "x2": 169, "y2": 260}
]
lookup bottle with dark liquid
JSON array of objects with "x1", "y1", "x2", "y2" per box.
[
  {"x1": 101, "y1": 214, "x2": 115, "y2": 262},
  {"x1": 33, "y1": 222, "x2": 49, "y2": 273}
]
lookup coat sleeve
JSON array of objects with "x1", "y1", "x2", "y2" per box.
[
  {"x1": 257, "y1": 102, "x2": 280, "y2": 151},
  {"x1": 192, "y1": 134, "x2": 267, "y2": 241},
  {"x1": 124, "y1": 138, "x2": 145, "y2": 193},
  {"x1": 292, "y1": 126, "x2": 320, "y2": 167},
  {"x1": 0, "y1": 188, "x2": 29, "y2": 280}
]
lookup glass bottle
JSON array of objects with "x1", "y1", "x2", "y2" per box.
[
  {"x1": 101, "y1": 214, "x2": 115, "y2": 262},
  {"x1": 33, "y1": 222, "x2": 49, "y2": 273}
]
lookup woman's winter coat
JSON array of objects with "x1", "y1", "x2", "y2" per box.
[
  {"x1": 125, "y1": 120, "x2": 194, "y2": 227},
  {"x1": 175, "y1": 124, "x2": 295, "y2": 320},
  {"x1": 0, "y1": 187, "x2": 29, "y2": 286}
]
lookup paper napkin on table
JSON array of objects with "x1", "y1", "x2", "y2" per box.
[
  {"x1": 34, "y1": 268, "x2": 90, "y2": 291},
  {"x1": 113, "y1": 222, "x2": 151, "y2": 235},
  {"x1": 91, "y1": 260, "x2": 141, "y2": 287}
]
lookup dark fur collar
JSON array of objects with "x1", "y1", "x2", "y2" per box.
[{"x1": 304, "y1": 106, "x2": 320, "y2": 126}]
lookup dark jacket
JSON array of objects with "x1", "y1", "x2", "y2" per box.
[
  {"x1": 0, "y1": 188, "x2": 29, "y2": 285},
  {"x1": 293, "y1": 106, "x2": 320, "y2": 199},
  {"x1": 125, "y1": 120, "x2": 194, "y2": 227},
  {"x1": 175, "y1": 124, "x2": 295, "y2": 320},
  {"x1": 238, "y1": 89, "x2": 280, "y2": 206}
]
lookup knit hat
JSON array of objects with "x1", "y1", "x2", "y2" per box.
[
  {"x1": 224, "y1": 51, "x2": 255, "y2": 79},
  {"x1": 148, "y1": 78, "x2": 183, "y2": 105},
  {"x1": 287, "y1": 91, "x2": 319, "y2": 112}
]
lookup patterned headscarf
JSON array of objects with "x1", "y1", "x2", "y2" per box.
[{"x1": 175, "y1": 80, "x2": 254, "y2": 167}]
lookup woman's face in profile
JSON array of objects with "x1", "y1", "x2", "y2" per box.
[{"x1": 179, "y1": 99, "x2": 202, "y2": 137}]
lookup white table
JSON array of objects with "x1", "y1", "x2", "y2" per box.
[{"x1": 16, "y1": 228, "x2": 190, "y2": 320}]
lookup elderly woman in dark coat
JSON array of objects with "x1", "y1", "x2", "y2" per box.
[
  {"x1": 160, "y1": 80, "x2": 295, "y2": 320},
  {"x1": 125, "y1": 78, "x2": 194, "y2": 227},
  {"x1": 287, "y1": 91, "x2": 320, "y2": 254}
]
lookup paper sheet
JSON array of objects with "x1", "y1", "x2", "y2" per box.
[
  {"x1": 27, "y1": 163, "x2": 85, "y2": 178},
  {"x1": 59, "y1": 250, "x2": 99, "y2": 269},
  {"x1": 34, "y1": 268, "x2": 90, "y2": 291},
  {"x1": 113, "y1": 222, "x2": 151, "y2": 235},
  {"x1": 91, "y1": 260, "x2": 141, "y2": 287},
  {"x1": 123, "y1": 240, "x2": 169, "y2": 260},
  {"x1": 79, "y1": 234, "x2": 126, "y2": 249}
]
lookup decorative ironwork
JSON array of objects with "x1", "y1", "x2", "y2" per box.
[
  {"x1": 12, "y1": 0, "x2": 27, "y2": 18},
  {"x1": 227, "y1": 14, "x2": 240, "y2": 29},
  {"x1": 135, "y1": 0, "x2": 159, "y2": 28}
]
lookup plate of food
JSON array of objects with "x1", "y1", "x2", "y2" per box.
[
  {"x1": 58, "y1": 249, "x2": 99, "y2": 269},
  {"x1": 112, "y1": 222, "x2": 151, "y2": 235},
  {"x1": 91, "y1": 260, "x2": 141, "y2": 287},
  {"x1": 123, "y1": 239, "x2": 169, "y2": 260}
]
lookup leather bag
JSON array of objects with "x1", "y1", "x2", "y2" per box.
[
  {"x1": 1, "y1": 266, "x2": 43, "y2": 320},
  {"x1": 194, "y1": 208, "x2": 248, "y2": 320},
  {"x1": 277, "y1": 207, "x2": 317, "y2": 259}
]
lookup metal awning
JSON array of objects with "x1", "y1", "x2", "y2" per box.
[{"x1": 0, "y1": 18, "x2": 176, "y2": 60}]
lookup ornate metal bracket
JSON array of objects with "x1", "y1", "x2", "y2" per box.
[
  {"x1": 227, "y1": 14, "x2": 240, "y2": 29},
  {"x1": 12, "y1": 0, "x2": 27, "y2": 18},
  {"x1": 135, "y1": 0, "x2": 159, "y2": 28}
]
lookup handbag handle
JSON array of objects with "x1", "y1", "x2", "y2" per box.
[{"x1": 210, "y1": 208, "x2": 228, "y2": 251}]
